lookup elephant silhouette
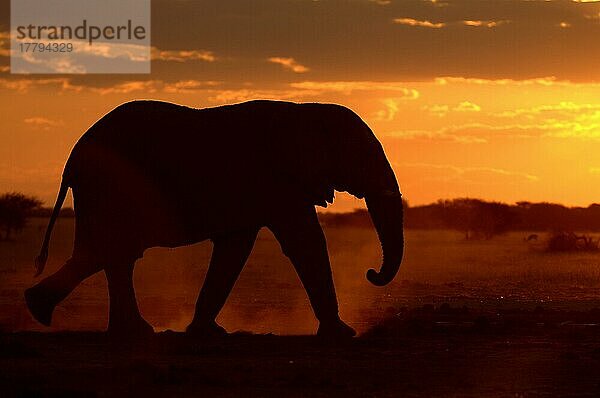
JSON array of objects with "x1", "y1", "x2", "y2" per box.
[{"x1": 25, "y1": 100, "x2": 404, "y2": 338}]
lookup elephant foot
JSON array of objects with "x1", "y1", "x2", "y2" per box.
[
  {"x1": 24, "y1": 285, "x2": 58, "y2": 327},
  {"x1": 186, "y1": 320, "x2": 228, "y2": 338},
  {"x1": 317, "y1": 319, "x2": 356, "y2": 339},
  {"x1": 107, "y1": 318, "x2": 154, "y2": 339}
]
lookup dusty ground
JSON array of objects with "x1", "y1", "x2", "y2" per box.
[
  {"x1": 3, "y1": 305, "x2": 600, "y2": 397},
  {"x1": 3, "y1": 220, "x2": 600, "y2": 396}
]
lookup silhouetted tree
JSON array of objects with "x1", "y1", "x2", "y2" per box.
[
  {"x1": 439, "y1": 198, "x2": 516, "y2": 240},
  {"x1": 0, "y1": 193, "x2": 42, "y2": 240}
]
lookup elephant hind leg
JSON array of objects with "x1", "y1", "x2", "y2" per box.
[
  {"x1": 25, "y1": 256, "x2": 103, "y2": 326},
  {"x1": 268, "y1": 206, "x2": 356, "y2": 338},
  {"x1": 187, "y1": 227, "x2": 259, "y2": 336}
]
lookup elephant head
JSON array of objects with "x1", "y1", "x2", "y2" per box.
[{"x1": 331, "y1": 109, "x2": 404, "y2": 286}]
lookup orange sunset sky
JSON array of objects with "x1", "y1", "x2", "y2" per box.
[{"x1": 2, "y1": 0, "x2": 600, "y2": 212}]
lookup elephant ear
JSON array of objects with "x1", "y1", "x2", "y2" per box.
[
  {"x1": 300, "y1": 137, "x2": 335, "y2": 205},
  {"x1": 308, "y1": 180, "x2": 335, "y2": 207},
  {"x1": 289, "y1": 144, "x2": 335, "y2": 206},
  {"x1": 272, "y1": 120, "x2": 335, "y2": 207}
]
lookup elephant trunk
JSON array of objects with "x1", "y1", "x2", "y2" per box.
[{"x1": 365, "y1": 189, "x2": 404, "y2": 286}]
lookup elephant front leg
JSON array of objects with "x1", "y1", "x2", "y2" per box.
[
  {"x1": 105, "y1": 262, "x2": 153, "y2": 337},
  {"x1": 187, "y1": 228, "x2": 259, "y2": 337},
  {"x1": 269, "y1": 206, "x2": 356, "y2": 338}
]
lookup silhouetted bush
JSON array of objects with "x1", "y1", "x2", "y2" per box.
[
  {"x1": 0, "y1": 192, "x2": 42, "y2": 240},
  {"x1": 437, "y1": 198, "x2": 516, "y2": 240},
  {"x1": 547, "y1": 231, "x2": 599, "y2": 252}
]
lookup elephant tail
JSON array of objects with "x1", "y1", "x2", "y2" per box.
[{"x1": 34, "y1": 179, "x2": 69, "y2": 277}]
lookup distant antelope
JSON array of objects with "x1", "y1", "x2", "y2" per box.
[{"x1": 525, "y1": 234, "x2": 538, "y2": 242}]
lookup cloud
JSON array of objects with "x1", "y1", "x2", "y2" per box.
[
  {"x1": 388, "y1": 129, "x2": 488, "y2": 144},
  {"x1": 395, "y1": 19, "x2": 509, "y2": 29},
  {"x1": 402, "y1": 162, "x2": 539, "y2": 182},
  {"x1": 584, "y1": 12, "x2": 600, "y2": 20},
  {"x1": 4, "y1": 30, "x2": 215, "y2": 64},
  {"x1": 369, "y1": 0, "x2": 391, "y2": 5},
  {"x1": 543, "y1": 121, "x2": 600, "y2": 140},
  {"x1": 454, "y1": 101, "x2": 481, "y2": 112},
  {"x1": 206, "y1": 80, "x2": 418, "y2": 103},
  {"x1": 392, "y1": 121, "x2": 534, "y2": 143},
  {"x1": 374, "y1": 98, "x2": 401, "y2": 121},
  {"x1": 558, "y1": 21, "x2": 572, "y2": 28},
  {"x1": 424, "y1": 0, "x2": 449, "y2": 7},
  {"x1": 434, "y1": 76, "x2": 563, "y2": 86},
  {"x1": 0, "y1": 31, "x2": 9, "y2": 57},
  {"x1": 462, "y1": 20, "x2": 510, "y2": 28},
  {"x1": 0, "y1": 77, "x2": 221, "y2": 95},
  {"x1": 268, "y1": 57, "x2": 310, "y2": 73},
  {"x1": 70, "y1": 42, "x2": 149, "y2": 62},
  {"x1": 492, "y1": 101, "x2": 600, "y2": 140},
  {"x1": 5, "y1": 40, "x2": 216, "y2": 65},
  {"x1": 424, "y1": 101, "x2": 481, "y2": 116},
  {"x1": 152, "y1": 48, "x2": 217, "y2": 62},
  {"x1": 5, "y1": 39, "x2": 151, "y2": 73},
  {"x1": 7, "y1": 40, "x2": 214, "y2": 73},
  {"x1": 20, "y1": 52, "x2": 88, "y2": 73},
  {"x1": 0, "y1": 78, "x2": 162, "y2": 95},
  {"x1": 496, "y1": 101, "x2": 600, "y2": 118},
  {"x1": 24, "y1": 117, "x2": 64, "y2": 130},
  {"x1": 7, "y1": 40, "x2": 151, "y2": 72},
  {"x1": 92, "y1": 80, "x2": 222, "y2": 95},
  {"x1": 91, "y1": 81, "x2": 162, "y2": 95},
  {"x1": 290, "y1": 81, "x2": 419, "y2": 97},
  {"x1": 388, "y1": 121, "x2": 562, "y2": 144},
  {"x1": 393, "y1": 18, "x2": 445, "y2": 28},
  {"x1": 163, "y1": 80, "x2": 221, "y2": 93},
  {"x1": 435, "y1": 77, "x2": 600, "y2": 91},
  {"x1": 207, "y1": 88, "x2": 314, "y2": 103},
  {"x1": 441, "y1": 123, "x2": 546, "y2": 135},
  {"x1": 395, "y1": 118, "x2": 600, "y2": 143},
  {"x1": 424, "y1": 104, "x2": 450, "y2": 117},
  {"x1": 0, "y1": 78, "x2": 83, "y2": 93}
]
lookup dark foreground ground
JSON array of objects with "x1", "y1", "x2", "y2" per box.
[{"x1": 3, "y1": 305, "x2": 600, "y2": 397}]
